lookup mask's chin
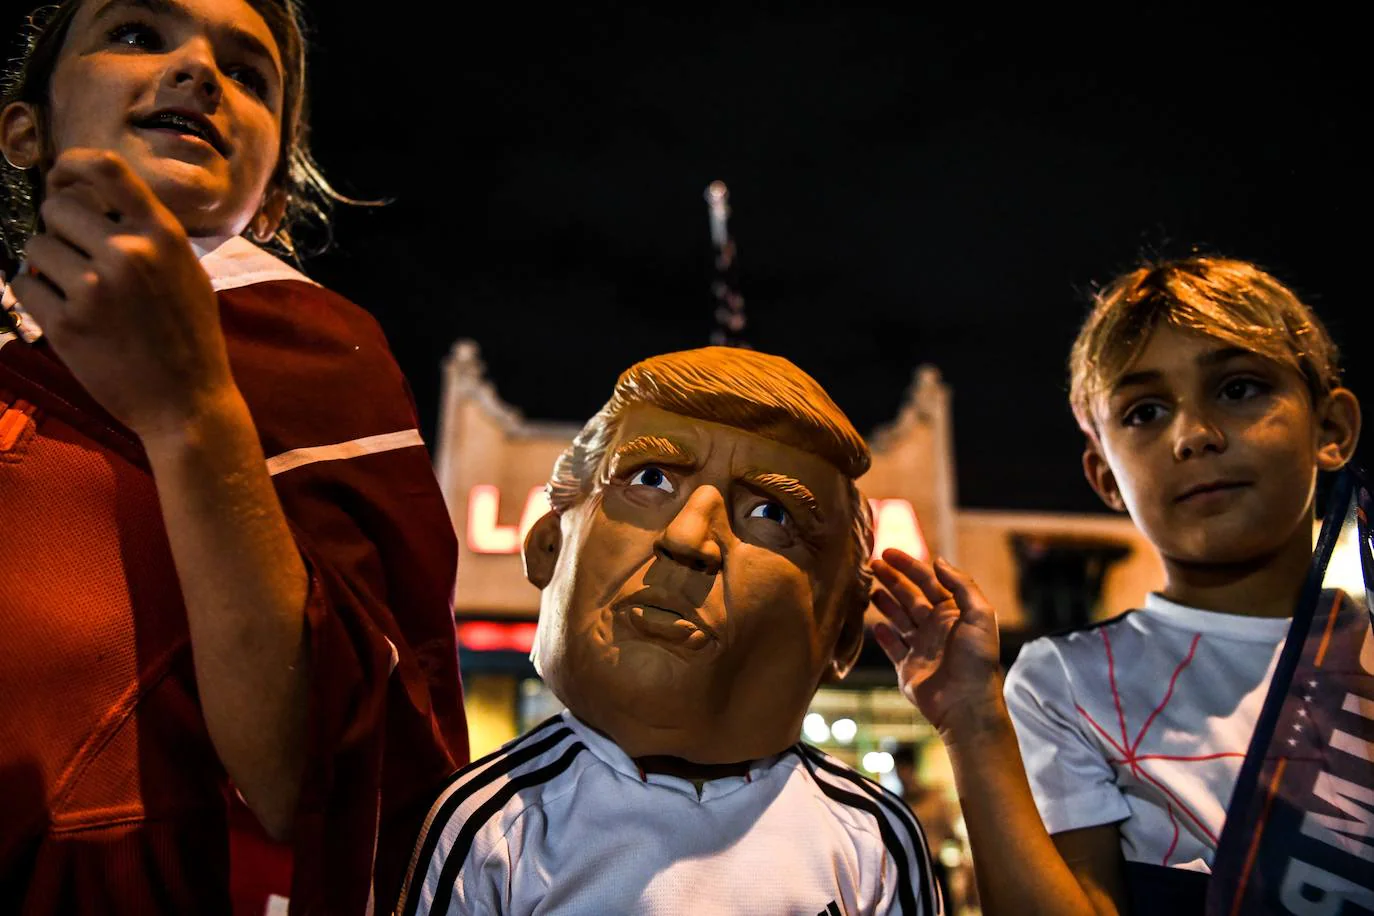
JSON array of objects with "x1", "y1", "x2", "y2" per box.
[{"x1": 554, "y1": 659, "x2": 710, "y2": 744}]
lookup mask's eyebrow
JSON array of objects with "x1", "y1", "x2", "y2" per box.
[
  {"x1": 740, "y1": 469, "x2": 825, "y2": 525},
  {"x1": 608, "y1": 435, "x2": 697, "y2": 475}
]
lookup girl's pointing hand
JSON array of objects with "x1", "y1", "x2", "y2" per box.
[{"x1": 13, "y1": 148, "x2": 235, "y2": 442}]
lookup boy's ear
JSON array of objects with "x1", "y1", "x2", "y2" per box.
[
  {"x1": 0, "y1": 102, "x2": 42, "y2": 170},
  {"x1": 522, "y1": 510, "x2": 562, "y2": 588},
  {"x1": 825, "y1": 599, "x2": 867, "y2": 682},
  {"x1": 1315, "y1": 387, "x2": 1362, "y2": 472},
  {"x1": 1083, "y1": 445, "x2": 1127, "y2": 512},
  {"x1": 249, "y1": 187, "x2": 288, "y2": 243}
]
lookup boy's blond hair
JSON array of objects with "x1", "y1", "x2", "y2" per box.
[{"x1": 1069, "y1": 256, "x2": 1342, "y2": 437}]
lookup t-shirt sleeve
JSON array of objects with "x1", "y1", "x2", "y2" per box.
[
  {"x1": 1004, "y1": 637, "x2": 1131, "y2": 835},
  {"x1": 219, "y1": 281, "x2": 470, "y2": 914},
  {"x1": 866, "y1": 788, "x2": 942, "y2": 916},
  {"x1": 402, "y1": 813, "x2": 510, "y2": 916},
  {"x1": 874, "y1": 836, "x2": 943, "y2": 916}
]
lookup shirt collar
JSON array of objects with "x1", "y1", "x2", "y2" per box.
[
  {"x1": 1, "y1": 235, "x2": 317, "y2": 345},
  {"x1": 1142, "y1": 591, "x2": 1292, "y2": 640},
  {"x1": 559, "y1": 710, "x2": 787, "y2": 802}
]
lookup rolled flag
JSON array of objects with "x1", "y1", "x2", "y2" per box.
[
  {"x1": 704, "y1": 181, "x2": 749, "y2": 348},
  {"x1": 1208, "y1": 467, "x2": 1374, "y2": 915}
]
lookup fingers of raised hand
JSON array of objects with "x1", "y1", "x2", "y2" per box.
[
  {"x1": 40, "y1": 189, "x2": 116, "y2": 256},
  {"x1": 10, "y1": 268, "x2": 64, "y2": 330},
  {"x1": 931, "y1": 558, "x2": 997, "y2": 629},
  {"x1": 872, "y1": 587, "x2": 924, "y2": 640},
  {"x1": 872, "y1": 622, "x2": 909, "y2": 667},
  {"x1": 13, "y1": 242, "x2": 99, "y2": 337},
  {"x1": 873, "y1": 552, "x2": 949, "y2": 611},
  {"x1": 47, "y1": 150, "x2": 158, "y2": 226}
]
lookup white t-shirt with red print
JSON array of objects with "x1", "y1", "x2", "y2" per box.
[{"x1": 1004, "y1": 594, "x2": 1290, "y2": 873}]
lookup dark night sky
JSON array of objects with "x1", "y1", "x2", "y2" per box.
[{"x1": 8, "y1": 8, "x2": 1370, "y2": 511}]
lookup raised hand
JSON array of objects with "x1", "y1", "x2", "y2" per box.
[
  {"x1": 871, "y1": 549, "x2": 1004, "y2": 735},
  {"x1": 10, "y1": 149, "x2": 232, "y2": 442}
]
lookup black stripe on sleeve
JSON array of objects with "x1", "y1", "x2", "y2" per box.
[
  {"x1": 446, "y1": 714, "x2": 565, "y2": 790},
  {"x1": 428, "y1": 742, "x2": 588, "y2": 916},
  {"x1": 801, "y1": 746, "x2": 940, "y2": 915},
  {"x1": 798, "y1": 748, "x2": 929, "y2": 916},
  {"x1": 399, "y1": 723, "x2": 574, "y2": 916}
]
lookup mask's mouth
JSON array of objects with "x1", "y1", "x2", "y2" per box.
[
  {"x1": 616, "y1": 600, "x2": 717, "y2": 648},
  {"x1": 132, "y1": 109, "x2": 228, "y2": 156}
]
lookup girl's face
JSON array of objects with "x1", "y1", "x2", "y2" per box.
[{"x1": 46, "y1": 0, "x2": 285, "y2": 238}]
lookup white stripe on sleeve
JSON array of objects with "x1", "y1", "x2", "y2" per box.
[{"x1": 265, "y1": 429, "x2": 424, "y2": 477}]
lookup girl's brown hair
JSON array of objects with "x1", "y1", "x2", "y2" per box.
[{"x1": 1, "y1": 0, "x2": 363, "y2": 263}]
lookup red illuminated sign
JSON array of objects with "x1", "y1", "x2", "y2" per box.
[{"x1": 456, "y1": 620, "x2": 539, "y2": 653}]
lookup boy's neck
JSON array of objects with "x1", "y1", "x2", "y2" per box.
[{"x1": 1159, "y1": 516, "x2": 1314, "y2": 618}]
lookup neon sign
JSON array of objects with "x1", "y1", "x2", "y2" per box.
[{"x1": 465, "y1": 486, "x2": 928, "y2": 561}]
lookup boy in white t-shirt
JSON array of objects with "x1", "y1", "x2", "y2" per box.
[{"x1": 867, "y1": 257, "x2": 1363, "y2": 914}]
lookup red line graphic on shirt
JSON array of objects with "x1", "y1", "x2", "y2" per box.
[
  {"x1": 1164, "y1": 804, "x2": 1181, "y2": 866},
  {"x1": 1073, "y1": 629, "x2": 1245, "y2": 847}
]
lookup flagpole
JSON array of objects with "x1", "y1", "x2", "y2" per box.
[{"x1": 705, "y1": 181, "x2": 749, "y2": 348}]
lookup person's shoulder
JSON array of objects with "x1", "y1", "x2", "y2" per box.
[
  {"x1": 793, "y1": 745, "x2": 927, "y2": 846},
  {"x1": 1014, "y1": 609, "x2": 1139, "y2": 665},
  {"x1": 1005, "y1": 609, "x2": 1142, "y2": 697},
  {"x1": 411, "y1": 716, "x2": 589, "y2": 853},
  {"x1": 434, "y1": 715, "x2": 586, "y2": 807},
  {"x1": 206, "y1": 238, "x2": 391, "y2": 353},
  {"x1": 793, "y1": 745, "x2": 941, "y2": 912}
]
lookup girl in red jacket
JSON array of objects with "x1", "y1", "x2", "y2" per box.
[{"x1": 0, "y1": 2, "x2": 468, "y2": 912}]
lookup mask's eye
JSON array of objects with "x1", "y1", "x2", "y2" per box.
[
  {"x1": 628, "y1": 466, "x2": 675, "y2": 493},
  {"x1": 748, "y1": 501, "x2": 790, "y2": 526}
]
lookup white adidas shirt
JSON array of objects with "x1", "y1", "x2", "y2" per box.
[
  {"x1": 398, "y1": 711, "x2": 940, "y2": 915},
  {"x1": 1004, "y1": 594, "x2": 1289, "y2": 872}
]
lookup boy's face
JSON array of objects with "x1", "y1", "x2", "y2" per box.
[
  {"x1": 1086, "y1": 325, "x2": 1345, "y2": 565},
  {"x1": 525, "y1": 404, "x2": 861, "y2": 763},
  {"x1": 41, "y1": 0, "x2": 284, "y2": 237}
]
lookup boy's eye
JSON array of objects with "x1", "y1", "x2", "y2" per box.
[
  {"x1": 627, "y1": 466, "x2": 674, "y2": 494},
  {"x1": 1122, "y1": 401, "x2": 1167, "y2": 427},
  {"x1": 748, "y1": 501, "x2": 790, "y2": 526},
  {"x1": 1219, "y1": 377, "x2": 1268, "y2": 401},
  {"x1": 107, "y1": 22, "x2": 163, "y2": 51}
]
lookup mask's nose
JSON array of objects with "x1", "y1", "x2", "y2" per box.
[{"x1": 654, "y1": 486, "x2": 725, "y2": 575}]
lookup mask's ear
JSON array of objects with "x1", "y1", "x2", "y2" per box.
[
  {"x1": 522, "y1": 510, "x2": 562, "y2": 588},
  {"x1": 0, "y1": 101, "x2": 42, "y2": 170},
  {"x1": 1082, "y1": 444, "x2": 1126, "y2": 512},
  {"x1": 825, "y1": 598, "x2": 867, "y2": 682}
]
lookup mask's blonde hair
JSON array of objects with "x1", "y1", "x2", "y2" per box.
[
  {"x1": 1069, "y1": 256, "x2": 1342, "y2": 436},
  {"x1": 548, "y1": 346, "x2": 874, "y2": 626}
]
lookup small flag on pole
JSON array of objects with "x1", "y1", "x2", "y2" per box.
[{"x1": 705, "y1": 181, "x2": 749, "y2": 348}]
